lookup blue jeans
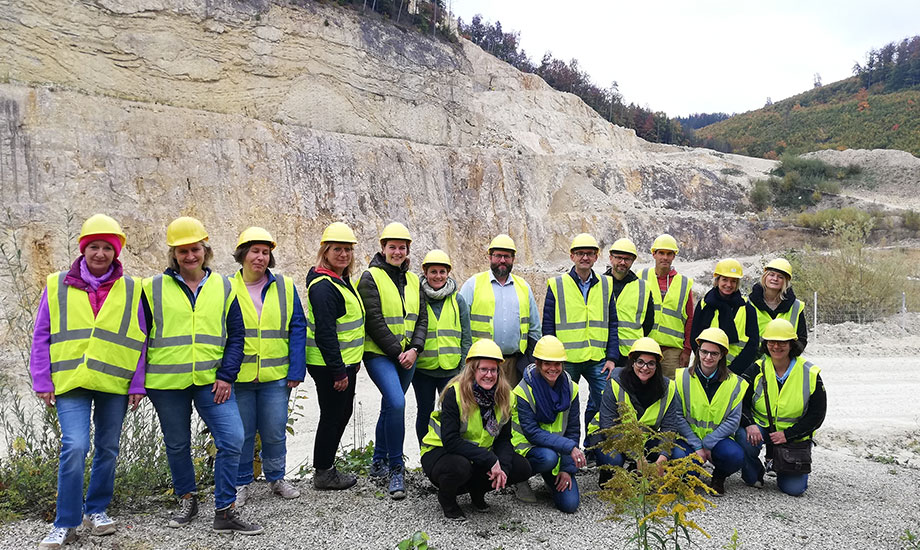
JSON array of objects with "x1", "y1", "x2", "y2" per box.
[
  {"x1": 709, "y1": 437, "x2": 745, "y2": 478},
  {"x1": 526, "y1": 446, "x2": 580, "y2": 514},
  {"x1": 735, "y1": 425, "x2": 809, "y2": 496},
  {"x1": 410, "y1": 370, "x2": 451, "y2": 444},
  {"x1": 597, "y1": 438, "x2": 690, "y2": 467},
  {"x1": 54, "y1": 389, "x2": 128, "y2": 528},
  {"x1": 148, "y1": 385, "x2": 244, "y2": 509},
  {"x1": 365, "y1": 355, "x2": 415, "y2": 468},
  {"x1": 234, "y1": 379, "x2": 292, "y2": 484},
  {"x1": 564, "y1": 360, "x2": 606, "y2": 443}
]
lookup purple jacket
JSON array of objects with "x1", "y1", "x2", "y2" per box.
[{"x1": 29, "y1": 257, "x2": 148, "y2": 395}]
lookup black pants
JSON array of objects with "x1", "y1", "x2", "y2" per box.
[
  {"x1": 308, "y1": 365, "x2": 357, "y2": 470},
  {"x1": 421, "y1": 450, "x2": 532, "y2": 498}
]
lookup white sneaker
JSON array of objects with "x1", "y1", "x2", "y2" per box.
[
  {"x1": 235, "y1": 484, "x2": 252, "y2": 507},
  {"x1": 83, "y1": 512, "x2": 116, "y2": 536},
  {"x1": 38, "y1": 527, "x2": 76, "y2": 549},
  {"x1": 269, "y1": 479, "x2": 301, "y2": 499}
]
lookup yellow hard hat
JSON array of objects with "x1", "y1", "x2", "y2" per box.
[
  {"x1": 696, "y1": 327, "x2": 730, "y2": 351},
  {"x1": 79, "y1": 214, "x2": 126, "y2": 247},
  {"x1": 650, "y1": 234, "x2": 679, "y2": 254},
  {"x1": 320, "y1": 222, "x2": 358, "y2": 244},
  {"x1": 629, "y1": 337, "x2": 663, "y2": 359},
  {"x1": 714, "y1": 258, "x2": 744, "y2": 279},
  {"x1": 765, "y1": 258, "x2": 793, "y2": 279},
  {"x1": 533, "y1": 335, "x2": 567, "y2": 362},
  {"x1": 488, "y1": 234, "x2": 516, "y2": 253},
  {"x1": 762, "y1": 319, "x2": 797, "y2": 341},
  {"x1": 166, "y1": 217, "x2": 208, "y2": 247},
  {"x1": 379, "y1": 222, "x2": 412, "y2": 243},
  {"x1": 609, "y1": 238, "x2": 638, "y2": 257},
  {"x1": 467, "y1": 339, "x2": 504, "y2": 362},
  {"x1": 569, "y1": 233, "x2": 599, "y2": 252},
  {"x1": 237, "y1": 226, "x2": 276, "y2": 249},
  {"x1": 421, "y1": 249, "x2": 452, "y2": 268}
]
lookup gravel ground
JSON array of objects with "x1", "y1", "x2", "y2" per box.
[{"x1": 5, "y1": 318, "x2": 920, "y2": 549}]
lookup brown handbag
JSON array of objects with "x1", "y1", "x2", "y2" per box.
[{"x1": 760, "y1": 362, "x2": 812, "y2": 475}]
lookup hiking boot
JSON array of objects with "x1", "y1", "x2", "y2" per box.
[
  {"x1": 369, "y1": 459, "x2": 389, "y2": 479},
  {"x1": 514, "y1": 480, "x2": 536, "y2": 503},
  {"x1": 708, "y1": 475, "x2": 726, "y2": 497},
  {"x1": 470, "y1": 491, "x2": 490, "y2": 513},
  {"x1": 168, "y1": 493, "x2": 198, "y2": 528},
  {"x1": 598, "y1": 468, "x2": 613, "y2": 487},
  {"x1": 765, "y1": 458, "x2": 777, "y2": 478},
  {"x1": 235, "y1": 484, "x2": 252, "y2": 507},
  {"x1": 270, "y1": 479, "x2": 301, "y2": 499},
  {"x1": 437, "y1": 492, "x2": 466, "y2": 521},
  {"x1": 82, "y1": 511, "x2": 117, "y2": 536},
  {"x1": 313, "y1": 467, "x2": 357, "y2": 491},
  {"x1": 38, "y1": 527, "x2": 76, "y2": 549},
  {"x1": 213, "y1": 506, "x2": 263, "y2": 535},
  {"x1": 388, "y1": 466, "x2": 406, "y2": 500}
]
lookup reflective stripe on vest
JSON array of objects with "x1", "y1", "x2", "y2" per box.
[
  {"x1": 47, "y1": 272, "x2": 145, "y2": 395},
  {"x1": 751, "y1": 357, "x2": 821, "y2": 438},
  {"x1": 752, "y1": 298, "x2": 804, "y2": 337},
  {"x1": 617, "y1": 276, "x2": 651, "y2": 356},
  {"x1": 588, "y1": 378, "x2": 675, "y2": 433},
  {"x1": 641, "y1": 268, "x2": 692, "y2": 349},
  {"x1": 675, "y1": 368, "x2": 747, "y2": 440},
  {"x1": 417, "y1": 293, "x2": 462, "y2": 371},
  {"x1": 699, "y1": 297, "x2": 750, "y2": 363},
  {"x1": 550, "y1": 274, "x2": 611, "y2": 363},
  {"x1": 144, "y1": 273, "x2": 233, "y2": 390},
  {"x1": 364, "y1": 268, "x2": 420, "y2": 355},
  {"x1": 510, "y1": 372, "x2": 578, "y2": 475},
  {"x1": 233, "y1": 272, "x2": 294, "y2": 383},
  {"x1": 305, "y1": 275, "x2": 366, "y2": 366},
  {"x1": 420, "y1": 384, "x2": 506, "y2": 456},
  {"x1": 469, "y1": 271, "x2": 530, "y2": 354}
]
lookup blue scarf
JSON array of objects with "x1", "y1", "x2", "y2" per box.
[{"x1": 526, "y1": 365, "x2": 571, "y2": 424}]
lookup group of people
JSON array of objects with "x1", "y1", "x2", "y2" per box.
[{"x1": 29, "y1": 214, "x2": 826, "y2": 548}]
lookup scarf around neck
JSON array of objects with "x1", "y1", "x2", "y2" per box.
[
  {"x1": 699, "y1": 287, "x2": 745, "y2": 342},
  {"x1": 421, "y1": 276, "x2": 456, "y2": 301},
  {"x1": 472, "y1": 382, "x2": 501, "y2": 437},
  {"x1": 525, "y1": 364, "x2": 571, "y2": 424}
]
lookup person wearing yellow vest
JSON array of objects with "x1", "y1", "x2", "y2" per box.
[
  {"x1": 411, "y1": 249, "x2": 472, "y2": 444},
  {"x1": 144, "y1": 217, "x2": 262, "y2": 535},
  {"x1": 29, "y1": 214, "x2": 147, "y2": 550},
  {"x1": 230, "y1": 227, "x2": 306, "y2": 506},
  {"x1": 420, "y1": 339, "x2": 532, "y2": 520},
  {"x1": 690, "y1": 259, "x2": 760, "y2": 376},
  {"x1": 510, "y1": 336, "x2": 585, "y2": 513},
  {"x1": 604, "y1": 238, "x2": 654, "y2": 369},
  {"x1": 748, "y1": 258, "x2": 808, "y2": 348},
  {"x1": 640, "y1": 234, "x2": 695, "y2": 379},
  {"x1": 674, "y1": 328, "x2": 747, "y2": 496},
  {"x1": 593, "y1": 338, "x2": 700, "y2": 486},
  {"x1": 737, "y1": 319, "x2": 826, "y2": 496},
  {"x1": 358, "y1": 222, "x2": 428, "y2": 500},
  {"x1": 305, "y1": 222, "x2": 366, "y2": 491},
  {"x1": 458, "y1": 234, "x2": 542, "y2": 387}
]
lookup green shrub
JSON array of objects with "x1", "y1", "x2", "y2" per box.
[
  {"x1": 749, "y1": 180, "x2": 773, "y2": 211},
  {"x1": 903, "y1": 210, "x2": 920, "y2": 232}
]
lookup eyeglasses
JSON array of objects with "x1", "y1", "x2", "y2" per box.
[
  {"x1": 477, "y1": 367, "x2": 499, "y2": 375},
  {"x1": 634, "y1": 359, "x2": 657, "y2": 371},
  {"x1": 490, "y1": 253, "x2": 513, "y2": 261},
  {"x1": 699, "y1": 349, "x2": 722, "y2": 358},
  {"x1": 611, "y1": 255, "x2": 633, "y2": 263},
  {"x1": 572, "y1": 250, "x2": 597, "y2": 258}
]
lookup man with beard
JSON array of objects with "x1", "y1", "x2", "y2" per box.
[
  {"x1": 605, "y1": 238, "x2": 655, "y2": 368},
  {"x1": 459, "y1": 234, "x2": 541, "y2": 387}
]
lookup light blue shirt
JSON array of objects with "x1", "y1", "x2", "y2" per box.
[
  {"x1": 175, "y1": 268, "x2": 211, "y2": 297},
  {"x1": 575, "y1": 273, "x2": 592, "y2": 301},
  {"x1": 459, "y1": 270, "x2": 542, "y2": 356}
]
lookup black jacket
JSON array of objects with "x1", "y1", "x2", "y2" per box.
[
  {"x1": 748, "y1": 283, "x2": 809, "y2": 349},
  {"x1": 357, "y1": 253, "x2": 428, "y2": 360},
  {"x1": 606, "y1": 267, "x2": 655, "y2": 338},
  {"x1": 740, "y1": 361, "x2": 826, "y2": 442},
  {"x1": 691, "y1": 287, "x2": 760, "y2": 376},
  {"x1": 305, "y1": 267, "x2": 361, "y2": 380}
]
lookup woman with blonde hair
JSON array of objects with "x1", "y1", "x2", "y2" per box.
[
  {"x1": 748, "y1": 258, "x2": 808, "y2": 348},
  {"x1": 420, "y1": 339, "x2": 532, "y2": 520}
]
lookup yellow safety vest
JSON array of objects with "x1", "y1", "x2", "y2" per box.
[
  {"x1": 305, "y1": 275, "x2": 366, "y2": 366},
  {"x1": 751, "y1": 298, "x2": 804, "y2": 338},
  {"x1": 469, "y1": 271, "x2": 530, "y2": 354},
  {"x1": 641, "y1": 268, "x2": 693, "y2": 349},
  {"x1": 364, "y1": 267, "x2": 420, "y2": 355},
  {"x1": 417, "y1": 294, "x2": 462, "y2": 371},
  {"x1": 420, "y1": 384, "x2": 506, "y2": 456},
  {"x1": 616, "y1": 276, "x2": 652, "y2": 356},
  {"x1": 232, "y1": 272, "x2": 294, "y2": 383},
  {"x1": 698, "y1": 297, "x2": 751, "y2": 363},
  {"x1": 587, "y1": 378, "x2": 676, "y2": 435},
  {"x1": 674, "y1": 368, "x2": 748, "y2": 441},
  {"x1": 144, "y1": 273, "x2": 234, "y2": 390},
  {"x1": 751, "y1": 357, "x2": 821, "y2": 439},
  {"x1": 549, "y1": 273, "x2": 612, "y2": 363},
  {"x1": 46, "y1": 272, "x2": 145, "y2": 395},
  {"x1": 510, "y1": 372, "x2": 578, "y2": 475}
]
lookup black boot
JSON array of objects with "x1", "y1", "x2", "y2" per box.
[{"x1": 437, "y1": 491, "x2": 466, "y2": 521}]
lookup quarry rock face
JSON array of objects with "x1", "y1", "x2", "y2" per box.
[{"x1": 0, "y1": 0, "x2": 775, "y2": 366}]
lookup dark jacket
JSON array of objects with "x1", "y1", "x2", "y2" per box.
[
  {"x1": 429, "y1": 384, "x2": 515, "y2": 474},
  {"x1": 515, "y1": 366, "x2": 581, "y2": 474},
  {"x1": 606, "y1": 267, "x2": 656, "y2": 360},
  {"x1": 740, "y1": 360, "x2": 827, "y2": 442},
  {"x1": 748, "y1": 282, "x2": 809, "y2": 348},
  {"x1": 305, "y1": 267, "x2": 361, "y2": 381},
  {"x1": 690, "y1": 287, "x2": 760, "y2": 376},
  {"x1": 542, "y1": 267, "x2": 619, "y2": 362},
  {"x1": 358, "y1": 253, "x2": 428, "y2": 360}
]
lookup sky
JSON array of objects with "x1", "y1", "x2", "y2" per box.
[{"x1": 448, "y1": 0, "x2": 920, "y2": 117}]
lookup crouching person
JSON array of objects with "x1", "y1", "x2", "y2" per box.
[{"x1": 420, "y1": 339, "x2": 532, "y2": 520}]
